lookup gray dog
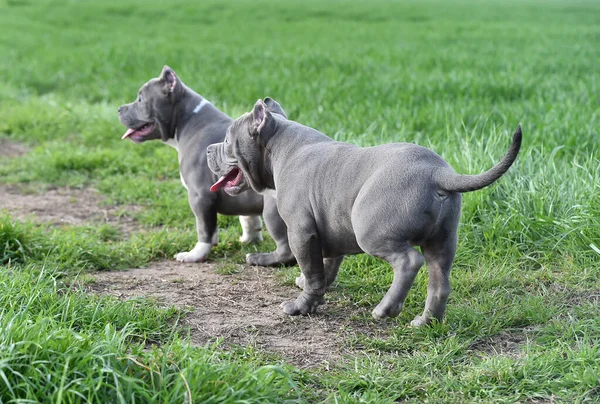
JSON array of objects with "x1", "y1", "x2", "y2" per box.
[
  {"x1": 117, "y1": 67, "x2": 294, "y2": 265},
  {"x1": 207, "y1": 98, "x2": 522, "y2": 326}
]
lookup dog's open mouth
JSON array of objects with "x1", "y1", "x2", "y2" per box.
[
  {"x1": 210, "y1": 167, "x2": 243, "y2": 193},
  {"x1": 121, "y1": 122, "x2": 157, "y2": 141}
]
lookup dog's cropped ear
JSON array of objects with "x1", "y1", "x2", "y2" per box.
[
  {"x1": 159, "y1": 65, "x2": 178, "y2": 95},
  {"x1": 263, "y1": 97, "x2": 288, "y2": 119},
  {"x1": 250, "y1": 99, "x2": 269, "y2": 138}
]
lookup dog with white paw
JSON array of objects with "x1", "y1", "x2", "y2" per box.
[{"x1": 118, "y1": 67, "x2": 294, "y2": 265}]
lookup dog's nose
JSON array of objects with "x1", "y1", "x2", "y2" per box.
[{"x1": 118, "y1": 106, "x2": 124, "y2": 113}]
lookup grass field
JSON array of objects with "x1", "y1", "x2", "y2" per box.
[{"x1": 1, "y1": 0, "x2": 599, "y2": 402}]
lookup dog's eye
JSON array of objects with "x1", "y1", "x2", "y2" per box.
[
  {"x1": 138, "y1": 94, "x2": 143, "y2": 102},
  {"x1": 225, "y1": 137, "x2": 230, "y2": 144}
]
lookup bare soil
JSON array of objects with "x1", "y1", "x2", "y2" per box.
[
  {"x1": 89, "y1": 260, "x2": 383, "y2": 368},
  {"x1": 470, "y1": 328, "x2": 533, "y2": 359},
  {"x1": 1, "y1": 139, "x2": 139, "y2": 233},
  {"x1": 0, "y1": 139, "x2": 28, "y2": 157},
  {"x1": 0, "y1": 184, "x2": 140, "y2": 233}
]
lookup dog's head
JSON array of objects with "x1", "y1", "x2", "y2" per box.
[
  {"x1": 118, "y1": 65, "x2": 184, "y2": 143},
  {"x1": 207, "y1": 97, "x2": 287, "y2": 196}
]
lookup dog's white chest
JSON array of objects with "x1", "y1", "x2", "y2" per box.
[
  {"x1": 179, "y1": 172, "x2": 189, "y2": 191},
  {"x1": 162, "y1": 138, "x2": 188, "y2": 191},
  {"x1": 261, "y1": 189, "x2": 277, "y2": 198},
  {"x1": 164, "y1": 138, "x2": 179, "y2": 151}
]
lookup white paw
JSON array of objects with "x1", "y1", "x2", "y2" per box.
[
  {"x1": 174, "y1": 242, "x2": 212, "y2": 263},
  {"x1": 239, "y1": 216, "x2": 263, "y2": 243},
  {"x1": 239, "y1": 231, "x2": 263, "y2": 243},
  {"x1": 410, "y1": 315, "x2": 429, "y2": 327}
]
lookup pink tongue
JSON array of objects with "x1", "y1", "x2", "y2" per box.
[
  {"x1": 210, "y1": 169, "x2": 239, "y2": 192},
  {"x1": 121, "y1": 128, "x2": 137, "y2": 140},
  {"x1": 210, "y1": 175, "x2": 229, "y2": 192}
]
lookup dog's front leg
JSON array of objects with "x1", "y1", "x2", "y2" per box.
[
  {"x1": 175, "y1": 192, "x2": 217, "y2": 263},
  {"x1": 247, "y1": 195, "x2": 296, "y2": 266},
  {"x1": 281, "y1": 231, "x2": 326, "y2": 315},
  {"x1": 295, "y1": 256, "x2": 343, "y2": 289}
]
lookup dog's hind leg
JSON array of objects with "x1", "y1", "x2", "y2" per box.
[
  {"x1": 239, "y1": 215, "x2": 263, "y2": 243},
  {"x1": 370, "y1": 244, "x2": 425, "y2": 320},
  {"x1": 410, "y1": 234, "x2": 457, "y2": 327}
]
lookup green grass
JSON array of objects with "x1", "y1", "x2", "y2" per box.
[
  {"x1": 1, "y1": 0, "x2": 599, "y2": 402},
  {"x1": 0, "y1": 265, "x2": 297, "y2": 402}
]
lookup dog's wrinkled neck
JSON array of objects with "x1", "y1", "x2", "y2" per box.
[
  {"x1": 164, "y1": 85, "x2": 197, "y2": 141},
  {"x1": 165, "y1": 102, "x2": 179, "y2": 141},
  {"x1": 234, "y1": 138, "x2": 274, "y2": 193},
  {"x1": 259, "y1": 141, "x2": 275, "y2": 190},
  {"x1": 261, "y1": 122, "x2": 299, "y2": 181},
  {"x1": 159, "y1": 86, "x2": 184, "y2": 141},
  {"x1": 253, "y1": 119, "x2": 281, "y2": 191}
]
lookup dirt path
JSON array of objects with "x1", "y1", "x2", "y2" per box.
[
  {"x1": 0, "y1": 184, "x2": 140, "y2": 233},
  {"x1": 1, "y1": 139, "x2": 140, "y2": 232},
  {"x1": 0, "y1": 138, "x2": 28, "y2": 157},
  {"x1": 89, "y1": 261, "x2": 383, "y2": 368}
]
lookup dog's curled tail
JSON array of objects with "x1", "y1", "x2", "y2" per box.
[{"x1": 435, "y1": 124, "x2": 522, "y2": 193}]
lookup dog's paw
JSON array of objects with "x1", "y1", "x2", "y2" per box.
[
  {"x1": 295, "y1": 274, "x2": 305, "y2": 289},
  {"x1": 410, "y1": 315, "x2": 435, "y2": 327},
  {"x1": 246, "y1": 252, "x2": 271, "y2": 266},
  {"x1": 245, "y1": 252, "x2": 289, "y2": 266},
  {"x1": 239, "y1": 232, "x2": 263, "y2": 244},
  {"x1": 174, "y1": 252, "x2": 207, "y2": 263},
  {"x1": 280, "y1": 295, "x2": 325, "y2": 316},
  {"x1": 372, "y1": 303, "x2": 403, "y2": 320},
  {"x1": 174, "y1": 242, "x2": 211, "y2": 263}
]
